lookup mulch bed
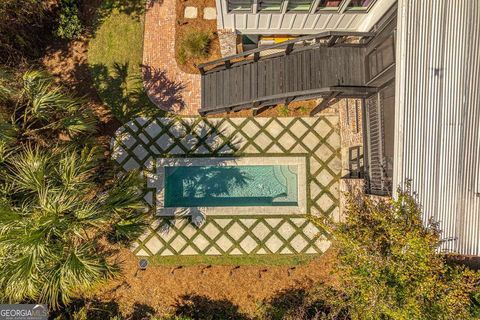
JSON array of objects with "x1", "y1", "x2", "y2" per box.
[
  {"x1": 92, "y1": 247, "x2": 339, "y2": 318},
  {"x1": 208, "y1": 99, "x2": 337, "y2": 118},
  {"x1": 175, "y1": 0, "x2": 221, "y2": 74}
]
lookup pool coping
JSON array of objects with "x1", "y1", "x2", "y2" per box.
[{"x1": 146, "y1": 157, "x2": 307, "y2": 216}]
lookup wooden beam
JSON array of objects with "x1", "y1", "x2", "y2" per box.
[
  {"x1": 310, "y1": 92, "x2": 340, "y2": 116},
  {"x1": 285, "y1": 43, "x2": 295, "y2": 55},
  {"x1": 327, "y1": 35, "x2": 339, "y2": 47},
  {"x1": 285, "y1": 96, "x2": 295, "y2": 106},
  {"x1": 253, "y1": 105, "x2": 271, "y2": 116}
]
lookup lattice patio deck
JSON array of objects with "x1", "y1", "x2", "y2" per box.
[{"x1": 111, "y1": 116, "x2": 341, "y2": 257}]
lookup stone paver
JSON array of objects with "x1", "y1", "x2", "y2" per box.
[
  {"x1": 203, "y1": 7, "x2": 217, "y2": 20},
  {"x1": 143, "y1": 0, "x2": 200, "y2": 114},
  {"x1": 112, "y1": 116, "x2": 341, "y2": 256},
  {"x1": 184, "y1": 6, "x2": 198, "y2": 19},
  {"x1": 134, "y1": 216, "x2": 330, "y2": 256}
]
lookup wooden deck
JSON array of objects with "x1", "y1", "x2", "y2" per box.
[{"x1": 198, "y1": 32, "x2": 377, "y2": 115}]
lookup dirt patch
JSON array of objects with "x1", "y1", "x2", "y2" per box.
[
  {"x1": 175, "y1": 0, "x2": 221, "y2": 74},
  {"x1": 41, "y1": 37, "x2": 120, "y2": 138},
  {"x1": 93, "y1": 247, "x2": 338, "y2": 318}
]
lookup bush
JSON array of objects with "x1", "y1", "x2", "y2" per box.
[
  {"x1": 259, "y1": 187, "x2": 480, "y2": 320},
  {"x1": 56, "y1": 0, "x2": 83, "y2": 40},
  {"x1": 178, "y1": 30, "x2": 212, "y2": 65},
  {"x1": 327, "y1": 188, "x2": 480, "y2": 319},
  {"x1": 0, "y1": 0, "x2": 51, "y2": 64}
]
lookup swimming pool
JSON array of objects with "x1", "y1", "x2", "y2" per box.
[{"x1": 164, "y1": 165, "x2": 298, "y2": 207}]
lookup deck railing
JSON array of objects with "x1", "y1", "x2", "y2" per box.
[
  {"x1": 198, "y1": 31, "x2": 375, "y2": 75},
  {"x1": 199, "y1": 86, "x2": 378, "y2": 116}
]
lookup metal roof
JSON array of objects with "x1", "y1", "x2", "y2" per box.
[{"x1": 394, "y1": 0, "x2": 480, "y2": 255}]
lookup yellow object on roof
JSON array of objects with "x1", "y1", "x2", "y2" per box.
[{"x1": 260, "y1": 36, "x2": 297, "y2": 43}]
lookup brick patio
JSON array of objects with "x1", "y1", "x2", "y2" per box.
[{"x1": 143, "y1": 0, "x2": 201, "y2": 115}]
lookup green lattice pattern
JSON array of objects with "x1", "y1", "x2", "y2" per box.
[
  {"x1": 133, "y1": 216, "x2": 330, "y2": 256},
  {"x1": 111, "y1": 116, "x2": 341, "y2": 256}
]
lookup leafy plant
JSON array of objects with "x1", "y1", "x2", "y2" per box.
[
  {"x1": 56, "y1": 0, "x2": 84, "y2": 40},
  {"x1": 0, "y1": 70, "x2": 95, "y2": 145},
  {"x1": 177, "y1": 30, "x2": 212, "y2": 65},
  {"x1": 259, "y1": 187, "x2": 480, "y2": 320},
  {"x1": 0, "y1": 146, "x2": 148, "y2": 309},
  {"x1": 297, "y1": 105, "x2": 308, "y2": 114},
  {"x1": 325, "y1": 188, "x2": 479, "y2": 319},
  {"x1": 0, "y1": 0, "x2": 50, "y2": 64},
  {"x1": 278, "y1": 105, "x2": 289, "y2": 117}
]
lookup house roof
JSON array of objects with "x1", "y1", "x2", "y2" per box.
[{"x1": 394, "y1": 0, "x2": 480, "y2": 255}]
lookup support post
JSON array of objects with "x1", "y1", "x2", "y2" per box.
[
  {"x1": 327, "y1": 35, "x2": 339, "y2": 47},
  {"x1": 310, "y1": 92, "x2": 340, "y2": 116},
  {"x1": 285, "y1": 43, "x2": 294, "y2": 55}
]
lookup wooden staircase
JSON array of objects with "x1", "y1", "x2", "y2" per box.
[{"x1": 198, "y1": 32, "x2": 378, "y2": 116}]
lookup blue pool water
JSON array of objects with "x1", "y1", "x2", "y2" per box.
[{"x1": 164, "y1": 165, "x2": 298, "y2": 207}]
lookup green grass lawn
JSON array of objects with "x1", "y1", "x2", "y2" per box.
[
  {"x1": 88, "y1": 1, "x2": 161, "y2": 123},
  {"x1": 148, "y1": 254, "x2": 318, "y2": 267}
]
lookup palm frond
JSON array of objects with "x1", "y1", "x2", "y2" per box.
[
  {"x1": 6, "y1": 145, "x2": 51, "y2": 193},
  {"x1": 39, "y1": 244, "x2": 113, "y2": 309},
  {"x1": 0, "y1": 227, "x2": 52, "y2": 304},
  {"x1": 55, "y1": 146, "x2": 99, "y2": 191},
  {"x1": 59, "y1": 115, "x2": 97, "y2": 137},
  {"x1": 109, "y1": 212, "x2": 149, "y2": 244},
  {"x1": 103, "y1": 170, "x2": 146, "y2": 214},
  {"x1": 0, "y1": 83, "x2": 12, "y2": 102},
  {"x1": 21, "y1": 71, "x2": 60, "y2": 115},
  {"x1": 0, "y1": 116, "x2": 18, "y2": 144}
]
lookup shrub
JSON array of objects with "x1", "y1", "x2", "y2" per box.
[
  {"x1": 178, "y1": 30, "x2": 212, "y2": 65},
  {"x1": 259, "y1": 187, "x2": 480, "y2": 320},
  {"x1": 327, "y1": 188, "x2": 480, "y2": 319},
  {"x1": 0, "y1": 146, "x2": 148, "y2": 309},
  {"x1": 56, "y1": 0, "x2": 83, "y2": 40},
  {"x1": 0, "y1": 0, "x2": 50, "y2": 64},
  {"x1": 278, "y1": 105, "x2": 289, "y2": 117},
  {"x1": 0, "y1": 70, "x2": 96, "y2": 145}
]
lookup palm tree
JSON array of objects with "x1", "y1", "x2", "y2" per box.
[
  {"x1": 0, "y1": 145, "x2": 148, "y2": 309},
  {"x1": 0, "y1": 69, "x2": 96, "y2": 146}
]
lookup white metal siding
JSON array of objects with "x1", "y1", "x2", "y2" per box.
[{"x1": 394, "y1": 0, "x2": 480, "y2": 255}]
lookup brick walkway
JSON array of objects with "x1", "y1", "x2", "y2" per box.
[{"x1": 143, "y1": 0, "x2": 201, "y2": 115}]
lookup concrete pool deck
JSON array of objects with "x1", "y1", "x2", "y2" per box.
[
  {"x1": 146, "y1": 156, "x2": 307, "y2": 216},
  {"x1": 111, "y1": 116, "x2": 341, "y2": 256}
]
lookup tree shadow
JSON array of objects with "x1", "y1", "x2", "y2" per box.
[
  {"x1": 173, "y1": 294, "x2": 250, "y2": 320},
  {"x1": 90, "y1": 62, "x2": 165, "y2": 123},
  {"x1": 260, "y1": 286, "x2": 349, "y2": 320},
  {"x1": 53, "y1": 299, "x2": 156, "y2": 320},
  {"x1": 142, "y1": 65, "x2": 187, "y2": 113},
  {"x1": 84, "y1": 0, "x2": 163, "y2": 34}
]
